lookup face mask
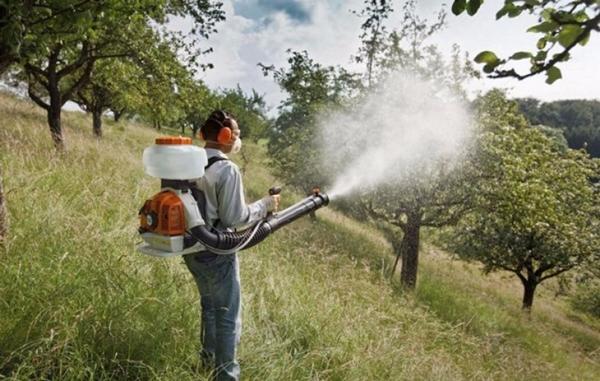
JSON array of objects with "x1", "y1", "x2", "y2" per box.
[{"x1": 230, "y1": 138, "x2": 242, "y2": 154}]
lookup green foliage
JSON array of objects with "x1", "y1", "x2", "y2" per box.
[
  {"x1": 264, "y1": 2, "x2": 479, "y2": 290},
  {"x1": 260, "y1": 50, "x2": 361, "y2": 193},
  {"x1": 216, "y1": 86, "x2": 270, "y2": 140},
  {"x1": 0, "y1": 1, "x2": 224, "y2": 75},
  {"x1": 452, "y1": 0, "x2": 600, "y2": 81},
  {"x1": 571, "y1": 280, "x2": 600, "y2": 318},
  {"x1": 352, "y1": 0, "x2": 394, "y2": 86},
  {"x1": 337, "y1": 0, "x2": 479, "y2": 289},
  {"x1": 3, "y1": 0, "x2": 225, "y2": 146},
  {"x1": 514, "y1": 98, "x2": 600, "y2": 157},
  {"x1": 451, "y1": 0, "x2": 482, "y2": 16},
  {"x1": 449, "y1": 90, "x2": 600, "y2": 311}
]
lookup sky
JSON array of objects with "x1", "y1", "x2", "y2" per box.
[{"x1": 179, "y1": 0, "x2": 600, "y2": 113}]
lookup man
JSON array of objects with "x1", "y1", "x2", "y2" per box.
[{"x1": 184, "y1": 110, "x2": 280, "y2": 381}]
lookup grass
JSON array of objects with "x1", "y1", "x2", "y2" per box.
[{"x1": 0, "y1": 91, "x2": 598, "y2": 380}]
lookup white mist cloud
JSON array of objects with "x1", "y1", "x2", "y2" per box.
[{"x1": 322, "y1": 72, "x2": 473, "y2": 198}]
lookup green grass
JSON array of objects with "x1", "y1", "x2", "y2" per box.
[{"x1": 0, "y1": 92, "x2": 598, "y2": 380}]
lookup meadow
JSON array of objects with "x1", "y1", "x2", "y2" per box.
[{"x1": 1, "y1": 92, "x2": 598, "y2": 380}]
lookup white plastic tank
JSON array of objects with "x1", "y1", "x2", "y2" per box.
[{"x1": 143, "y1": 136, "x2": 208, "y2": 180}]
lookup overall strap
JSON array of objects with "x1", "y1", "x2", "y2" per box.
[
  {"x1": 202, "y1": 155, "x2": 229, "y2": 229},
  {"x1": 205, "y1": 156, "x2": 229, "y2": 170}
]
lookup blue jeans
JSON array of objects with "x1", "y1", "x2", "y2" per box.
[{"x1": 184, "y1": 253, "x2": 241, "y2": 381}]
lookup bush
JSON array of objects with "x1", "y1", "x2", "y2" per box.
[{"x1": 570, "y1": 281, "x2": 600, "y2": 318}]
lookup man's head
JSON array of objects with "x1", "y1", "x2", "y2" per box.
[{"x1": 200, "y1": 110, "x2": 241, "y2": 153}]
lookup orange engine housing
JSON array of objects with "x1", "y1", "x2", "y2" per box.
[{"x1": 139, "y1": 190, "x2": 186, "y2": 236}]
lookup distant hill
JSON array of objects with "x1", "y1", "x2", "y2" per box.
[{"x1": 514, "y1": 98, "x2": 600, "y2": 157}]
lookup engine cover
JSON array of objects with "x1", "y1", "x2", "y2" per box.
[
  {"x1": 138, "y1": 188, "x2": 205, "y2": 253},
  {"x1": 139, "y1": 190, "x2": 186, "y2": 235}
]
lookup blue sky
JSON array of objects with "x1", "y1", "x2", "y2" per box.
[{"x1": 185, "y1": 0, "x2": 600, "y2": 112}]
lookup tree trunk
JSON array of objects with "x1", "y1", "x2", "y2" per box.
[
  {"x1": 521, "y1": 279, "x2": 537, "y2": 312},
  {"x1": 391, "y1": 252, "x2": 401, "y2": 276},
  {"x1": 113, "y1": 109, "x2": 123, "y2": 122},
  {"x1": 0, "y1": 55, "x2": 13, "y2": 76},
  {"x1": 400, "y1": 213, "x2": 421, "y2": 289},
  {"x1": 47, "y1": 97, "x2": 64, "y2": 150},
  {"x1": 92, "y1": 109, "x2": 102, "y2": 137},
  {"x1": 0, "y1": 166, "x2": 7, "y2": 242}
]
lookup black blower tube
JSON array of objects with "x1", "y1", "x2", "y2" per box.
[{"x1": 189, "y1": 192, "x2": 329, "y2": 251}]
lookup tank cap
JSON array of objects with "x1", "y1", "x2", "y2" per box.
[{"x1": 155, "y1": 136, "x2": 192, "y2": 145}]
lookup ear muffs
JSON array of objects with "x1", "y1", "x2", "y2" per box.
[
  {"x1": 201, "y1": 112, "x2": 234, "y2": 144},
  {"x1": 217, "y1": 126, "x2": 232, "y2": 144}
]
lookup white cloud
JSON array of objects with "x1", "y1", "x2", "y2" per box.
[{"x1": 189, "y1": 0, "x2": 600, "y2": 111}]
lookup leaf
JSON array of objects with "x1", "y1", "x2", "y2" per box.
[
  {"x1": 579, "y1": 32, "x2": 591, "y2": 46},
  {"x1": 466, "y1": 0, "x2": 483, "y2": 16},
  {"x1": 510, "y1": 52, "x2": 532, "y2": 60},
  {"x1": 507, "y1": 5, "x2": 523, "y2": 18},
  {"x1": 545, "y1": 66, "x2": 562, "y2": 84},
  {"x1": 452, "y1": 0, "x2": 467, "y2": 16},
  {"x1": 558, "y1": 25, "x2": 583, "y2": 48},
  {"x1": 541, "y1": 8, "x2": 555, "y2": 21},
  {"x1": 496, "y1": 3, "x2": 518, "y2": 19},
  {"x1": 536, "y1": 37, "x2": 547, "y2": 50},
  {"x1": 483, "y1": 64, "x2": 496, "y2": 74},
  {"x1": 535, "y1": 50, "x2": 547, "y2": 61},
  {"x1": 474, "y1": 51, "x2": 499, "y2": 65},
  {"x1": 527, "y1": 21, "x2": 559, "y2": 33}
]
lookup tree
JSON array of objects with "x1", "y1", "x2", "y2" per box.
[
  {"x1": 0, "y1": 165, "x2": 6, "y2": 243},
  {"x1": 352, "y1": 0, "x2": 394, "y2": 87},
  {"x1": 449, "y1": 90, "x2": 600, "y2": 311},
  {"x1": 342, "y1": 0, "x2": 477, "y2": 289},
  {"x1": 217, "y1": 86, "x2": 270, "y2": 140},
  {"x1": 260, "y1": 50, "x2": 362, "y2": 194},
  {"x1": 354, "y1": 163, "x2": 474, "y2": 287},
  {"x1": 177, "y1": 77, "x2": 218, "y2": 136},
  {"x1": 72, "y1": 59, "x2": 136, "y2": 137},
  {"x1": 452, "y1": 0, "x2": 600, "y2": 83},
  {"x1": 263, "y1": 1, "x2": 478, "y2": 290},
  {"x1": 515, "y1": 98, "x2": 600, "y2": 157},
  {"x1": 8, "y1": 0, "x2": 224, "y2": 148},
  {"x1": 0, "y1": 1, "x2": 99, "y2": 75}
]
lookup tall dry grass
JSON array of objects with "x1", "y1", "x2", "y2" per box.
[{"x1": 0, "y1": 92, "x2": 598, "y2": 380}]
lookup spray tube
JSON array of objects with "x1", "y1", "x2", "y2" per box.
[{"x1": 186, "y1": 189, "x2": 329, "y2": 254}]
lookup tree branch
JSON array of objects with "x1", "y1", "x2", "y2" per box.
[
  {"x1": 25, "y1": 64, "x2": 50, "y2": 90},
  {"x1": 57, "y1": 42, "x2": 90, "y2": 78},
  {"x1": 27, "y1": 84, "x2": 49, "y2": 110},
  {"x1": 534, "y1": 262, "x2": 554, "y2": 277},
  {"x1": 76, "y1": 90, "x2": 91, "y2": 111},
  {"x1": 63, "y1": 60, "x2": 94, "y2": 106},
  {"x1": 490, "y1": 11, "x2": 600, "y2": 80},
  {"x1": 540, "y1": 266, "x2": 573, "y2": 282}
]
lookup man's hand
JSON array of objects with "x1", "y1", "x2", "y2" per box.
[
  {"x1": 262, "y1": 194, "x2": 280, "y2": 212},
  {"x1": 267, "y1": 186, "x2": 282, "y2": 212}
]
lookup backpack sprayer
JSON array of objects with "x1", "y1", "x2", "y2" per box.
[{"x1": 137, "y1": 136, "x2": 329, "y2": 257}]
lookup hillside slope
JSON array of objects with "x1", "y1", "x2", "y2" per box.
[{"x1": 0, "y1": 92, "x2": 598, "y2": 380}]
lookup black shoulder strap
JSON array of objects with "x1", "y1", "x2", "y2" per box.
[{"x1": 205, "y1": 156, "x2": 229, "y2": 170}]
